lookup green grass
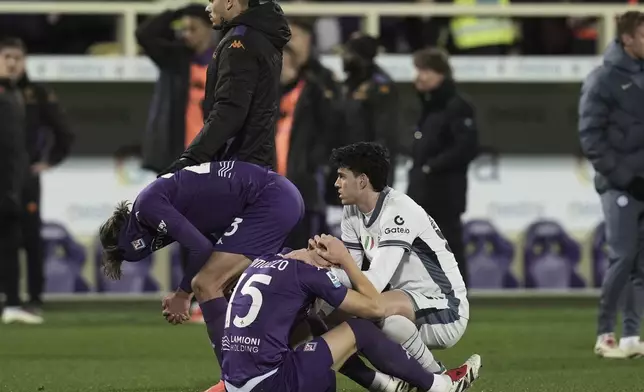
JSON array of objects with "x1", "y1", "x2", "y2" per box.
[{"x1": 1, "y1": 298, "x2": 643, "y2": 392}]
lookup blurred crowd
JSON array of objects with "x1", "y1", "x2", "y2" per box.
[{"x1": 0, "y1": 0, "x2": 639, "y2": 56}]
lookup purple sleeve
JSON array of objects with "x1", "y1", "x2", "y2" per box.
[
  {"x1": 137, "y1": 194, "x2": 213, "y2": 292},
  {"x1": 297, "y1": 263, "x2": 348, "y2": 308}
]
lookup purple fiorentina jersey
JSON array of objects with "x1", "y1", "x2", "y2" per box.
[
  {"x1": 222, "y1": 254, "x2": 348, "y2": 387},
  {"x1": 117, "y1": 161, "x2": 272, "y2": 263}
]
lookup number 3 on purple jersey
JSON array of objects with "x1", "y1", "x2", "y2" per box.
[{"x1": 224, "y1": 273, "x2": 272, "y2": 328}]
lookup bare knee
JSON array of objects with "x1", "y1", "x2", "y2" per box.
[{"x1": 191, "y1": 252, "x2": 251, "y2": 301}]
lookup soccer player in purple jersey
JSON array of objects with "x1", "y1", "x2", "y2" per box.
[
  {"x1": 221, "y1": 234, "x2": 481, "y2": 392},
  {"x1": 98, "y1": 161, "x2": 304, "y2": 387}
]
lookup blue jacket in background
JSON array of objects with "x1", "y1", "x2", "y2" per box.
[{"x1": 579, "y1": 40, "x2": 644, "y2": 193}]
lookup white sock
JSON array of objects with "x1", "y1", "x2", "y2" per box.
[
  {"x1": 620, "y1": 336, "x2": 640, "y2": 349},
  {"x1": 381, "y1": 315, "x2": 442, "y2": 374},
  {"x1": 427, "y1": 374, "x2": 451, "y2": 392},
  {"x1": 369, "y1": 372, "x2": 395, "y2": 392}
]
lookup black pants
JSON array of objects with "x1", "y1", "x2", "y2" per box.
[
  {"x1": 0, "y1": 215, "x2": 21, "y2": 307},
  {"x1": 21, "y1": 174, "x2": 44, "y2": 305},
  {"x1": 284, "y1": 211, "x2": 324, "y2": 251},
  {"x1": 432, "y1": 214, "x2": 467, "y2": 287}
]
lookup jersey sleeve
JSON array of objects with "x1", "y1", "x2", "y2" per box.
[
  {"x1": 341, "y1": 206, "x2": 364, "y2": 268},
  {"x1": 297, "y1": 263, "x2": 348, "y2": 308},
  {"x1": 136, "y1": 193, "x2": 213, "y2": 293}
]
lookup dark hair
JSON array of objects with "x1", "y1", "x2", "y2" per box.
[
  {"x1": 413, "y1": 48, "x2": 452, "y2": 78},
  {"x1": 617, "y1": 11, "x2": 644, "y2": 41},
  {"x1": 98, "y1": 201, "x2": 130, "y2": 280},
  {"x1": 330, "y1": 142, "x2": 390, "y2": 192},
  {"x1": 0, "y1": 37, "x2": 26, "y2": 53},
  {"x1": 181, "y1": 3, "x2": 211, "y2": 26}
]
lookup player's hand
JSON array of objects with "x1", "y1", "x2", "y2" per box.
[
  {"x1": 162, "y1": 291, "x2": 191, "y2": 325},
  {"x1": 315, "y1": 234, "x2": 350, "y2": 267},
  {"x1": 284, "y1": 248, "x2": 332, "y2": 268}
]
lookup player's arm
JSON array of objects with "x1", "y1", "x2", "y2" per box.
[
  {"x1": 135, "y1": 8, "x2": 191, "y2": 68},
  {"x1": 136, "y1": 195, "x2": 213, "y2": 293},
  {"x1": 362, "y1": 207, "x2": 420, "y2": 292},
  {"x1": 579, "y1": 73, "x2": 634, "y2": 189},
  {"x1": 423, "y1": 100, "x2": 479, "y2": 173},
  {"x1": 182, "y1": 38, "x2": 259, "y2": 164}
]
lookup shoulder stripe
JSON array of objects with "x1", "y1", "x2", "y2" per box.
[
  {"x1": 231, "y1": 25, "x2": 247, "y2": 36},
  {"x1": 378, "y1": 240, "x2": 411, "y2": 251}
]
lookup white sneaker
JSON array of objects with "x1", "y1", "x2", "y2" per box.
[
  {"x1": 370, "y1": 375, "x2": 412, "y2": 392},
  {"x1": 2, "y1": 307, "x2": 44, "y2": 325},
  {"x1": 595, "y1": 333, "x2": 627, "y2": 359},
  {"x1": 445, "y1": 354, "x2": 482, "y2": 392},
  {"x1": 619, "y1": 337, "x2": 644, "y2": 358},
  {"x1": 390, "y1": 378, "x2": 412, "y2": 392}
]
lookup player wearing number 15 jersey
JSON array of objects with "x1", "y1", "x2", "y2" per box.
[
  {"x1": 221, "y1": 243, "x2": 481, "y2": 392},
  {"x1": 98, "y1": 161, "x2": 304, "y2": 383}
]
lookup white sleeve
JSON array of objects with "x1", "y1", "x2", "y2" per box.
[
  {"x1": 363, "y1": 247, "x2": 406, "y2": 292},
  {"x1": 341, "y1": 207, "x2": 364, "y2": 269}
]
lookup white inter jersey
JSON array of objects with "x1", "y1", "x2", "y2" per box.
[{"x1": 340, "y1": 187, "x2": 469, "y2": 320}]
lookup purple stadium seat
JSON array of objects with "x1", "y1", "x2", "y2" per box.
[
  {"x1": 463, "y1": 220, "x2": 518, "y2": 289},
  {"x1": 523, "y1": 220, "x2": 585, "y2": 289},
  {"x1": 592, "y1": 222, "x2": 609, "y2": 288},
  {"x1": 42, "y1": 222, "x2": 90, "y2": 293},
  {"x1": 94, "y1": 239, "x2": 159, "y2": 293}
]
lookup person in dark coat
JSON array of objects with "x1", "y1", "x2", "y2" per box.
[
  {"x1": 579, "y1": 11, "x2": 644, "y2": 358},
  {"x1": 0, "y1": 41, "x2": 40, "y2": 324},
  {"x1": 278, "y1": 46, "x2": 333, "y2": 249},
  {"x1": 406, "y1": 48, "x2": 479, "y2": 287},
  {"x1": 136, "y1": 3, "x2": 219, "y2": 174},
  {"x1": 3, "y1": 38, "x2": 74, "y2": 314}
]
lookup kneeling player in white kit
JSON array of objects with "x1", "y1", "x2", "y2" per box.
[{"x1": 311, "y1": 142, "x2": 470, "y2": 392}]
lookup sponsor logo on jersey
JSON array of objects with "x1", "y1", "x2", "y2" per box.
[
  {"x1": 224, "y1": 335, "x2": 261, "y2": 353},
  {"x1": 394, "y1": 215, "x2": 405, "y2": 225},
  {"x1": 131, "y1": 238, "x2": 146, "y2": 250},
  {"x1": 326, "y1": 271, "x2": 341, "y2": 288},
  {"x1": 384, "y1": 227, "x2": 410, "y2": 235},
  {"x1": 304, "y1": 342, "x2": 317, "y2": 352}
]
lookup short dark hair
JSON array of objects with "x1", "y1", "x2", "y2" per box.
[
  {"x1": 98, "y1": 201, "x2": 130, "y2": 280},
  {"x1": 0, "y1": 37, "x2": 26, "y2": 53},
  {"x1": 617, "y1": 11, "x2": 644, "y2": 41},
  {"x1": 181, "y1": 3, "x2": 211, "y2": 26},
  {"x1": 414, "y1": 48, "x2": 452, "y2": 78},
  {"x1": 330, "y1": 142, "x2": 390, "y2": 192}
]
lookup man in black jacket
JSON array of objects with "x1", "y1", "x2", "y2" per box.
[
  {"x1": 406, "y1": 48, "x2": 479, "y2": 287},
  {"x1": 0, "y1": 43, "x2": 38, "y2": 324},
  {"x1": 137, "y1": 4, "x2": 219, "y2": 173},
  {"x1": 2, "y1": 38, "x2": 74, "y2": 315},
  {"x1": 278, "y1": 46, "x2": 333, "y2": 249},
  {"x1": 580, "y1": 11, "x2": 644, "y2": 359},
  {"x1": 159, "y1": 0, "x2": 291, "y2": 175}
]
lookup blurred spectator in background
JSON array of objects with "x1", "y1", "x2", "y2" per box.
[
  {"x1": 278, "y1": 46, "x2": 333, "y2": 249},
  {"x1": 579, "y1": 11, "x2": 644, "y2": 358},
  {"x1": 0, "y1": 41, "x2": 40, "y2": 324},
  {"x1": 339, "y1": 34, "x2": 398, "y2": 184},
  {"x1": 137, "y1": 4, "x2": 219, "y2": 174},
  {"x1": 2, "y1": 38, "x2": 74, "y2": 316},
  {"x1": 448, "y1": 0, "x2": 517, "y2": 55},
  {"x1": 406, "y1": 48, "x2": 479, "y2": 287}
]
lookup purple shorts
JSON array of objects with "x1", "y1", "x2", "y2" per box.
[
  {"x1": 214, "y1": 173, "x2": 304, "y2": 259},
  {"x1": 254, "y1": 337, "x2": 336, "y2": 392}
]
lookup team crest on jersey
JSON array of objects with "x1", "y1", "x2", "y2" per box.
[
  {"x1": 326, "y1": 271, "x2": 341, "y2": 288},
  {"x1": 362, "y1": 235, "x2": 375, "y2": 250},
  {"x1": 304, "y1": 342, "x2": 317, "y2": 352},
  {"x1": 131, "y1": 238, "x2": 146, "y2": 251}
]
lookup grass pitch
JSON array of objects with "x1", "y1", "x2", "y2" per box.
[{"x1": 1, "y1": 298, "x2": 643, "y2": 392}]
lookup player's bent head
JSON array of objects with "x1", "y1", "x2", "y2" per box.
[
  {"x1": 99, "y1": 201, "x2": 131, "y2": 280},
  {"x1": 330, "y1": 142, "x2": 390, "y2": 195}
]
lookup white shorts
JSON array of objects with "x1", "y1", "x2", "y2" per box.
[{"x1": 400, "y1": 289, "x2": 469, "y2": 350}]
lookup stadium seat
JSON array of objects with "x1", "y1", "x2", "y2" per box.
[
  {"x1": 463, "y1": 219, "x2": 518, "y2": 289},
  {"x1": 591, "y1": 221, "x2": 609, "y2": 288},
  {"x1": 94, "y1": 239, "x2": 159, "y2": 293},
  {"x1": 42, "y1": 222, "x2": 90, "y2": 293},
  {"x1": 523, "y1": 220, "x2": 585, "y2": 289}
]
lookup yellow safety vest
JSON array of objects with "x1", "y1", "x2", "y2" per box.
[{"x1": 450, "y1": 0, "x2": 516, "y2": 50}]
